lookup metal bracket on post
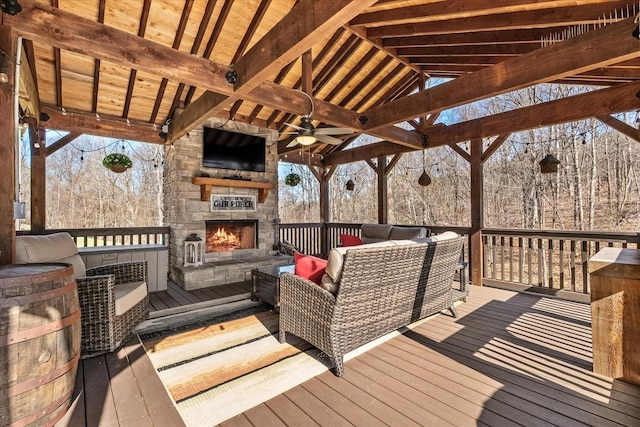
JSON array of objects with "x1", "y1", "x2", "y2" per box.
[
  {"x1": 225, "y1": 70, "x2": 237, "y2": 84},
  {"x1": 422, "y1": 134, "x2": 429, "y2": 149}
]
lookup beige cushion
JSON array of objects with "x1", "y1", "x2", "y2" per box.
[
  {"x1": 325, "y1": 240, "x2": 398, "y2": 282},
  {"x1": 431, "y1": 231, "x2": 459, "y2": 241},
  {"x1": 15, "y1": 232, "x2": 86, "y2": 278},
  {"x1": 115, "y1": 281, "x2": 147, "y2": 316},
  {"x1": 389, "y1": 226, "x2": 428, "y2": 240},
  {"x1": 360, "y1": 224, "x2": 392, "y2": 244}
]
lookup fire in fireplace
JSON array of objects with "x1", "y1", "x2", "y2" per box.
[{"x1": 205, "y1": 220, "x2": 258, "y2": 252}]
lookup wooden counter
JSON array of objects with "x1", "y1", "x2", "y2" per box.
[{"x1": 589, "y1": 247, "x2": 640, "y2": 386}]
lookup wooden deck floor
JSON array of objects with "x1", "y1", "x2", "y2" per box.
[
  {"x1": 56, "y1": 285, "x2": 640, "y2": 427},
  {"x1": 148, "y1": 280, "x2": 252, "y2": 313}
]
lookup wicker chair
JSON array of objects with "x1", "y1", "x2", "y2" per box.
[
  {"x1": 279, "y1": 236, "x2": 464, "y2": 376},
  {"x1": 15, "y1": 232, "x2": 149, "y2": 356}
]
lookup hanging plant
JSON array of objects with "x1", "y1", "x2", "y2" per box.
[
  {"x1": 102, "y1": 153, "x2": 133, "y2": 173},
  {"x1": 285, "y1": 173, "x2": 301, "y2": 186}
]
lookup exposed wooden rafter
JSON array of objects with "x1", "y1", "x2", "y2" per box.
[
  {"x1": 363, "y1": 16, "x2": 640, "y2": 130},
  {"x1": 365, "y1": 2, "x2": 633, "y2": 38}
]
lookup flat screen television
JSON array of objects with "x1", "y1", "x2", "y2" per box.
[{"x1": 202, "y1": 127, "x2": 266, "y2": 172}]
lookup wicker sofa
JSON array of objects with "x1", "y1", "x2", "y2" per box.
[
  {"x1": 279, "y1": 233, "x2": 464, "y2": 376},
  {"x1": 360, "y1": 223, "x2": 430, "y2": 243},
  {"x1": 15, "y1": 232, "x2": 149, "y2": 356}
]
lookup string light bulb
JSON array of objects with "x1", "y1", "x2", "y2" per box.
[{"x1": 95, "y1": 113, "x2": 101, "y2": 121}]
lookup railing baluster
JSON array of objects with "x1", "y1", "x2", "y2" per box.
[
  {"x1": 527, "y1": 238, "x2": 533, "y2": 286},
  {"x1": 518, "y1": 237, "x2": 524, "y2": 284},
  {"x1": 500, "y1": 236, "x2": 505, "y2": 281},
  {"x1": 538, "y1": 238, "x2": 544, "y2": 287},
  {"x1": 559, "y1": 239, "x2": 565, "y2": 290},
  {"x1": 570, "y1": 240, "x2": 577, "y2": 292},
  {"x1": 483, "y1": 235, "x2": 489, "y2": 279},
  {"x1": 509, "y1": 237, "x2": 514, "y2": 283},
  {"x1": 491, "y1": 236, "x2": 496, "y2": 279},
  {"x1": 548, "y1": 239, "x2": 554, "y2": 289},
  {"x1": 581, "y1": 241, "x2": 589, "y2": 294}
]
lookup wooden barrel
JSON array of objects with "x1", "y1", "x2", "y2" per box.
[{"x1": 0, "y1": 263, "x2": 81, "y2": 427}]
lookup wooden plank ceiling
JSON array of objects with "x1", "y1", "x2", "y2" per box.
[{"x1": 4, "y1": 0, "x2": 640, "y2": 163}]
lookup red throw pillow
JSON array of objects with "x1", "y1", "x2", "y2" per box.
[
  {"x1": 294, "y1": 253, "x2": 328, "y2": 285},
  {"x1": 340, "y1": 234, "x2": 362, "y2": 247}
]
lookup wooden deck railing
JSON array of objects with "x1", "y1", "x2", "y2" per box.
[
  {"x1": 482, "y1": 229, "x2": 640, "y2": 296},
  {"x1": 17, "y1": 227, "x2": 170, "y2": 247},
  {"x1": 19, "y1": 224, "x2": 638, "y2": 298}
]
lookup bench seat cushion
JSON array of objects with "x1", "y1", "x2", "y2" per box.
[{"x1": 115, "y1": 281, "x2": 147, "y2": 316}]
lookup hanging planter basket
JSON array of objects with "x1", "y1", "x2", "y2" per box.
[
  {"x1": 285, "y1": 173, "x2": 301, "y2": 186},
  {"x1": 103, "y1": 153, "x2": 133, "y2": 173}
]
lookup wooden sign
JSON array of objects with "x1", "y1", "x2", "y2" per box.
[{"x1": 210, "y1": 194, "x2": 257, "y2": 212}]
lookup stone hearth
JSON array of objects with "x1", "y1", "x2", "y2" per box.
[{"x1": 164, "y1": 118, "x2": 291, "y2": 291}]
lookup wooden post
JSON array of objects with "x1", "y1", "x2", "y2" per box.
[
  {"x1": 470, "y1": 138, "x2": 484, "y2": 286},
  {"x1": 319, "y1": 167, "x2": 330, "y2": 255},
  {"x1": 28, "y1": 119, "x2": 46, "y2": 231},
  {"x1": 377, "y1": 155, "x2": 388, "y2": 224},
  {"x1": 0, "y1": 28, "x2": 16, "y2": 265}
]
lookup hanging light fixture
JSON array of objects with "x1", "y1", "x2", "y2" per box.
[
  {"x1": 295, "y1": 117, "x2": 316, "y2": 145},
  {"x1": 0, "y1": 50, "x2": 9, "y2": 84},
  {"x1": 539, "y1": 153, "x2": 561, "y2": 174},
  {"x1": 418, "y1": 145, "x2": 431, "y2": 187}
]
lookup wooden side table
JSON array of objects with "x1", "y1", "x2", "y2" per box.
[{"x1": 589, "y1": 247, "x2": 640, "y2": 386}]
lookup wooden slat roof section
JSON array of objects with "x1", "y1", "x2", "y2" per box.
[{"x1": 4, "y1": 0, "x2": 640, "y2": 162}]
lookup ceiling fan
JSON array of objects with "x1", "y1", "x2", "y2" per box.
[{"x1": 284, "y1": 90, "x2": 353, "y2": 148}]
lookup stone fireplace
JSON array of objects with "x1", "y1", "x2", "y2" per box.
[
  {"x1": 164, "y1": 117, "x2": 292, "y2": 291},
  {"x1": 205, "y1": 219, "x2": 258, "y2": 252}
]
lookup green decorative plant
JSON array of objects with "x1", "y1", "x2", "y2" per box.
[
  {"x1": 285, "y1": 173, "x2": 301, "y2": 186},
  {"x1": 102, "y1": 153, "x2": 133, "y2": 173}
]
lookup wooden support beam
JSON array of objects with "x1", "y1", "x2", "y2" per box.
[
  {"x1": 481, "y1": 134, "x2": 510, "y2": 163},
  {"x1": 364, "y1": 158, "x2": 377, "y2": 171},
  {"x1": 326, "y1": 80, "x2": 640, "y2": 166},
  {"x1": 169, "y1": 92, "x2": 235, "y2": 142},
  {"x1": 363, "y1": 16, "x2": 640, "y2": 130},
  {"x1": 597, "y1": 115, "x2": 640, "y2": 143},
  {"x1": 18, "y1": 43, "x2": 40, "y2": 120},
  {"x1": 301, "y1": 49, "x2": 313, "y2": 97},
  {"x1": 447, "y1": 142, "x2": 471, "y2": 163},
  {"x1": 384, "y1": 153, "x2": 403, "y2": 175},
  {"x1": 377, "y1": 155, "x2": 388, "y2": 224},
  {"x1": 470, "y1": 138, "x2": 484, "y2": 287},
  {"x1": 314, "y1": 166, "x2": 336, "y2": 255},
  {"x1": 44, "y1": 132, "x2": 81, "y2": 157},
  {"x1": 27, "y1": 119, "x2": 46, "y2": 231},
  {"x1": 41, "y1": 105, "x2": 162, "y2": 144},
  {"x1": 0, "y1": 27, "x2": 16, "y2": 265}
]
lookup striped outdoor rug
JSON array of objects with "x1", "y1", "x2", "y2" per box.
[
  {"x1": 141, "y1": 306, "x2": 436, "y2": 426},
  {"x1": 140, "y1": 309, "x2": 332, "y2": 427}
]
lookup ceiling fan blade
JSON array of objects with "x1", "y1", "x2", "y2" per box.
[
  {"x1": 314, "y1": 127, "x2": 353, "y2": 135},
  {"x1": 284, "y1": 122, "x2": 305, "y2": 131},
  {"x1": 314, "y1": 134, "x2": 343, "y2": 145},
  {"x1": 285, "y1": 140, "x2": 300, "y2": 148}
]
